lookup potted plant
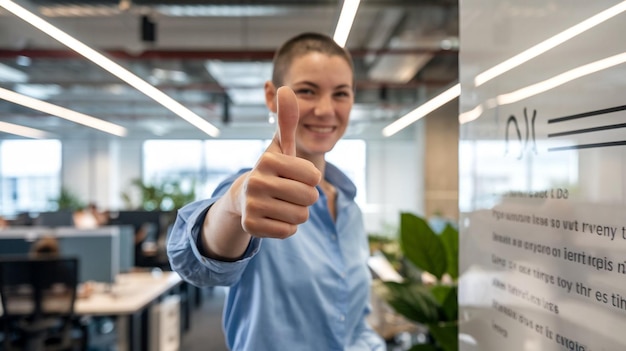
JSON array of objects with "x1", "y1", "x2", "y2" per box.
[
  {"x1": 373, "y1": 212, "x2": 459, "y2": 351},
  {"x1": 121, "y1": 178, "x2": 196, "y2": 211},
  {"x1": 50, "y1": 187, "x2": 85, "y2": 211}
]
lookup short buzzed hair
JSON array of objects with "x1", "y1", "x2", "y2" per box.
[{"x1": 271, "y1": 32, "x2": 354, "y2": 87}]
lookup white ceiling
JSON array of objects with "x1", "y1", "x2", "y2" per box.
[{"x1": 0, "y1": 0, "x2": 459, "y2": 141}]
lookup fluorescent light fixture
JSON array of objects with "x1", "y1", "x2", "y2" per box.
[
  {"x1": 458, "y1": 104, "x2": 484, "y2": 125},
  {"x1": 151, "y1": 68, "x2": 188, "y2": 83},
  {"x1": 0, "y1": 0, "x2": 220, "y2": 138},
  {"x1": 39, "y1": 5, "x2": 121, "y2": 17},
  {"x1": 0, "y1": 62, "x2": 28, "y2": 82},
  {"x1": 206, "y1": 61, "x2": 272, "y2": 105},
  {"x1": 206, "y1": 61, "x2": 272, "y2": 87},
  {"x1": 458, "y1": 98, "x2": 498, "y2": 125},
  {"x1": 459, "y1": 52, "x2": 626, "y2": 124},
  {"x1": 14, "y1": 84, "x2": 62, "y2": 100},
  {"x1": 226, "y1": 88, "x2": 266, "y2": 106},
  {"x1": 16, "y1": 56, "x2": 32, "y2": 67},
  {"x1": 368, "y1": 36, "x2": 434, "y2": 83},
  {"x1": 382, "y1": 83, "x2": 460, "y2": 137},
  {"x1": 39, "y1": 4, "x2": 289, "y2": 18},
  {"x1": 0, "y1": 121, "x2": 51, "y2": 139},
  {"x1": 157, "y1": 5, "x2": 288, "y2": 17},
  {"x1": 474, "y1": 1, "x2": 626, "y2": 87},
  {"x1": 496, "y1": 51, "x2": 626, "y2": 105},
  {"x1": 333, "y1": 0, "x2": 361, "y2": 47},
  {"x1": 0, "y1": 87, "x2": 128, "y2": 137}
]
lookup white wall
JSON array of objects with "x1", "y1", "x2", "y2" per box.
[
  {"x1": 62, "y1": 139, "x2": 142, "y2": 210},
  {"x1": 364, "y1": 121, "x2": 425, "y2": 235}
]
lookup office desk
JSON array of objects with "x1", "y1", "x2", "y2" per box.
[{"x1": 76, "y1": 271, "x2": 182, "y2": 351}]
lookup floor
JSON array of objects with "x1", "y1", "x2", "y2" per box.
[{"x1": 181, "y1": 287, "x2": 229, "y2": 351}]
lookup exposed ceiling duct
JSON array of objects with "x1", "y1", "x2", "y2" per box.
[{"x1": 0, "y1": 0, "x2": 459, "y2": 140}]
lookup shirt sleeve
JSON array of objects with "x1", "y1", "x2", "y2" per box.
[{"x1": 166, "y1": 171, "x2": 261, "y2": 287}]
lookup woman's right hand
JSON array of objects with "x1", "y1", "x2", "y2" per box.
[
  {"x1": 199, "y1": 87, "x2": 321, "y2": 260},
  {"x1": 238, "y1": 86, "x2": 321, "y2": 239}
]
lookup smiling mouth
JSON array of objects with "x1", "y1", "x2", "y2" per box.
[{"x1": 305, "y1": 125, "x2": 335, "y2": 134}]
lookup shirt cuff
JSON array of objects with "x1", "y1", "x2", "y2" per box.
[{"x1": 187, "y1": 202, "x2": 262, "y2": 274}]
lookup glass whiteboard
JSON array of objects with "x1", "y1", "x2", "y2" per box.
[{"x1": 459, "y1": 0, "x2": 626, "y2": 350}]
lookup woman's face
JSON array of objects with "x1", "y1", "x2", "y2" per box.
[{"x1": 281, "y1": 52, "x2": 354, "y2": 161}]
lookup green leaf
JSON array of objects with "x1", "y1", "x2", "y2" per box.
[
  {"x1": 400, "y1": 213, "x2": 447, "y2": 279},
  {"x1": 122, "y1": 178, "x2": 196, "y2": 211},
  {"x1": 439, "y1": 223, "x2": 459, "y2": 279},
  {"x1": 430, "y1": 285, "x2": 458, "y2": 322},
  {"x1": 380, "y1": 282, "x2": 441, "y2": 324},
  {"x1": 51, "y1": 187, "x2": 85, "y2": 211},
  {"x1": 428, "y1": 322, "x2": 458, "y2": 351}
]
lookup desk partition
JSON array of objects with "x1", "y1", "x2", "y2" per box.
[
  {"x1": 117, "y1": 225, "x2": 135, "y2": 273},
  {"x1": 0, "y1": 226, "x2": 134, "y2": 284},
  {"x1": 55, "y1": 229, "x2": 118, "y2": 285}
]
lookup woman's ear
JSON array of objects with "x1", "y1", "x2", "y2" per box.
[{"x1": 264, "y1": 81, "x2": 278, "y2": 112}]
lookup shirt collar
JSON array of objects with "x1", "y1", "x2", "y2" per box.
[{"x1": 324, "y1": 162, "x2": 357, "y2": 200}]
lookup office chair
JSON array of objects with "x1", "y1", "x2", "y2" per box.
[{"x1": 0, "y1": 256, "x2": 85, "y2": 351}]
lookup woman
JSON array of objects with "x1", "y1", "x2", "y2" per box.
[{"x1": 167, "y1": 32, "x2": 385, "y2": 351}]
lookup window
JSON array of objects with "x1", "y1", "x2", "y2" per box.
[
  {"x1": 327, "y1": 139, "x2": 367, "y2": 206},
  {"x1": 142, "y1": 140, "x2": 267, "y2": 202},
  {"x1": 202, "y1": 140, "x2": 268, "y2": 196},
  {"x1": 0, "y1": 140, "x2": 62, "y2": 217},
  {"x1": 143, "y1": 139, "x2": 367, "y2": 206}
]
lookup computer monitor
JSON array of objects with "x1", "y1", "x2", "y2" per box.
[
  {"x1": 32, "y1": 211, "x2": 75, "y2": 227},
  {"x1": 108, "y1": 211, "x2": 171, "y2": 267},
  {"x1": 0, "y1": 238, "x2": 33, "y2": 257},
  {"x1": 109, "y1": 210, "x2": 158, "y2": 233}
]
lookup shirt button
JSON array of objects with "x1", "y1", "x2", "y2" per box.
[
  {"x1": 339, "y1": 315, "x2": 345, "y2": 322},
  {"x1": 331, "y1": 235, "x2": 337, "y2": 241}
]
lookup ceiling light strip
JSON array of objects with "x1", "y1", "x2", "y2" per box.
[
  {"x1": 0, "y1": 0, "x2": 220, "y2": 138},
  {"x1": 0, "y1": 62, "x2": 28, "y2": 82},
  {"x1": 0, "y1": 87, "x2": 127, "y2": 137},
  {"x1": 333, "y1": 0, "x2": 361, "y2": 47},
  {"x1": 0, "y1": 120, "x2": 52, "y2": 139},
  {"x1": 382, "y1": 83, "x2": 460, "y2": 137},
  {"x1": 496, "y1": 51, "x2": 626, "y2": 106},
  {"x1": 474, "y1": 1, "x2": 626, "y2": 87},
  {"x1": 460, "y1": 51, "x2": 626, "y2": 124}
]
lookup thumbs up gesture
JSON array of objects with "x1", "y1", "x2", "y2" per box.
[{"x1": 239, "y1": 86, "x2": 321, "y2": 238}]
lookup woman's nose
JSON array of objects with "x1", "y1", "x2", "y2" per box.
[{"x1": 314, "y1": 94, "x2": 334, "y2": 117}]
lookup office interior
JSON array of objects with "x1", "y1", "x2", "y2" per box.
[{"x1": 0, "y1": 0, "x2": 460, "y2": 350}]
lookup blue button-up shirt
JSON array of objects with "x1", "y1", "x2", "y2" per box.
[{"x1": 167, "y1": 163, "x2": 386, "y2": 351}]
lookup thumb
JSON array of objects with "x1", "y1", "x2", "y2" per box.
[{"x1": 275, "y1": 86, "x2": 298, "y2": 157}]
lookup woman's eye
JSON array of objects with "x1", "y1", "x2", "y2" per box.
[{"x1": 295, "y1": 89, "x2": 314, "y2": 95}]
